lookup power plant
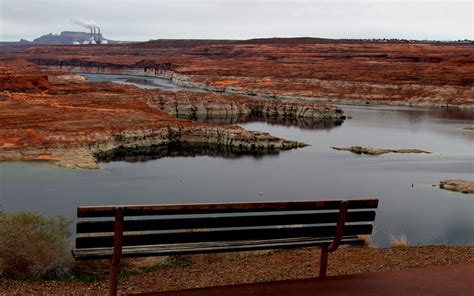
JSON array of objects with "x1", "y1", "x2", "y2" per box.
[
  {"x1": 72, "y1": 18, "x2": 108, "y2": 45},
  {"x1": 87, "y1": 26, "x2": 104, "y2": 44}
]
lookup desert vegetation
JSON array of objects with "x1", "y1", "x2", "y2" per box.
[{"x1": 0, "y1": 210, "x2": 71, "y2": 279}]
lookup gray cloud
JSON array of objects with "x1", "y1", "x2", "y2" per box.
[{"x1": 0, "y1": 0, "x2": 472, "y2": 41}]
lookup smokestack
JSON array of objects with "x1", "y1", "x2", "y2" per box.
[{"x1": 72, "y1": 18, "x2": 101, "y2": 44}]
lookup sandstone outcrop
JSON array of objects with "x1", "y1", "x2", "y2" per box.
[
  {"x1": 332, "y1": 146, "x2": 431, "y2": 155},
  {"x1": 148, "y1": 91, "x2": 346, "y2": 120},
  {"x1": 0, "y1": 60, "x2": 308, "y2": 169},
  {"x1": 439, "y1": 179, "x2": 474, "y2": 194},
  {"x1": 48, "y1": 73, "x2": 86, "y2": 84}
]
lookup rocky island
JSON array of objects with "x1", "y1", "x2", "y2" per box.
[
  {"x1": 439, "y1": 179, "x2": 474, "y2": 194},
  {"x1": 331, "y1": 146, "x2": 431, "y2": 155}
]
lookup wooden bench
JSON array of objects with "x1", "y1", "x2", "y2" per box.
[{"x1": 73, "y1": 199, "x2": 378, "y2": 295}]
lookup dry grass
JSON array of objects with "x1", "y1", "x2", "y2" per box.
[{"x1": 389, "y1": 234, "x2": 408, "y2": 248}]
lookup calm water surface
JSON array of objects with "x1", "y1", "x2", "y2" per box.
[
  {"x1": 1, "y1": 74, "x2": 473, "y2": 247},
  {"x1": 80, "y1": 73, "x2": 207, "y2": 92}
]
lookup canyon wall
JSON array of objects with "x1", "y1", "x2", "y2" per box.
[
  {"x1": 41, "y1": 62, "x2": 474, "y2": 109},
  {"x1": 148, "y1": 90, "x2": 346, "y2": 120}
]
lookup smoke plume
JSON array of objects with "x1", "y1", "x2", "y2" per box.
[{"x1": 72, "y1": 18, "x2": 98, "y2": 29}]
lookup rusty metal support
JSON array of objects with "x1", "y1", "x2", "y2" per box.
[
  {"x1": 319, "y1": 200, "x2": 348, "y2": 278},
  {"x1": 319, "y1": 246, "x2": 329, "y2": 278},
  {"x1": 109, "y1": 207, "x2": 124, "y2": 296}
]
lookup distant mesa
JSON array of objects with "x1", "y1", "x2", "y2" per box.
[
  {"x1": 139, "y1": 37, "x2": 474, "y2": 47},
  {"x1": 18, "y1": 31, "x2": 122, "y2": 45},
  {"x1": 332, "y1": 146, "x2": 431, "y2": 155},
  {"x1": 10, "y1": 35, "x2": 473, "y2": 47}
]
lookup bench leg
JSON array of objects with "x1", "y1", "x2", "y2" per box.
[
  {"x1": 319, "y1": 246, "x2": 328, "y2": 278},
  {"x1": 109, "y1": 261, "x2": 120, "y2": 296},
  {"x1": 319, "y1": 201, "x2": 348, "y2": 278},
  {"x1": 109, "y1": 207, "x2": 124, "y2": 296}
]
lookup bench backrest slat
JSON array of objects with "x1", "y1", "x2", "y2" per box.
[
  {"x1": 77, "y1": 210, "x2": 376, "y2": 233},
  {"x1": 77, "y1": 199, "x2": 378, "y2": 218},
  {"x1": 76, "y1": 224, "x2": 373, "y2": 248}
]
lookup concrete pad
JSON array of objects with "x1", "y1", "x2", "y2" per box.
[{"x1": 133, "y1": 263, "x2": 474, "y2": 296}]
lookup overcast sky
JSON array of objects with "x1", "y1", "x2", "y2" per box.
[{"x1": 0, "y1": 0, "x2": 472, "y2": 41}]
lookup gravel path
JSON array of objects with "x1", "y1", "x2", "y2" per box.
[{"x1": 1, "y1": 246, "x2": 472, "y2": 295}]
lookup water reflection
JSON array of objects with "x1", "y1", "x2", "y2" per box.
[
  {"x1": 178, "y1": 114, "x2": 344, "y2": 131},
  {"x1": 96, "y1": 143, "x2": 280, "y2": 163},
  {"x1": 122, "y1": 78, "x2": 158, "y2": 87},
  {"x1": 346, "y1": 105, "x2": 474, "y2": 123}
]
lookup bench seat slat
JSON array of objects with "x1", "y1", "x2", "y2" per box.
[
  {"x1": 76, "y1": 224, "x2": 373, "y2": 248},
  {"x1": 73, "y1": 236, "x2": 364, "y2": 260},
  {"x1": 76, "y1": 211, "x2": 377, "y2": 233},
  {"x1": 77, "y1": 199, "x2": 379, "y2": 218}
]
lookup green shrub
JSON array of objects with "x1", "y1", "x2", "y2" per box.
[{"x1": 0, "y1": 210, "x2": 71, "y2": 279}]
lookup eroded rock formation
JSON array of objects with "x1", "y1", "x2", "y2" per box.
[{"x1": 148, "y1": 91, "x2": 345, "y2": 120}]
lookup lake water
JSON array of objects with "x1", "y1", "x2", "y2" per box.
[
  {"x1": 1, "y1": 74, "x2": 473, "y2": 248},
  {"x1": 80, "y1": 73, "x2": 207, "y2": 92}
]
